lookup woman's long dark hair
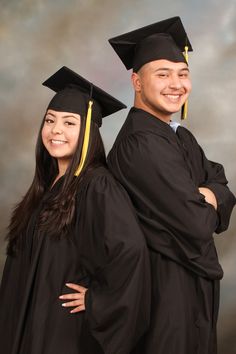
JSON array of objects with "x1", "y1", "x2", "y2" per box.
[{"x1": 6, "y1": 113, "x2": 106, "y2": 255}]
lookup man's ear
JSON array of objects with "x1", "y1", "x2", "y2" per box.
[{"x1": 131, "y1": 72, "x2": 142, "y2": 92}]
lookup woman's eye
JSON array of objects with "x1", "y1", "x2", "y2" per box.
[
  {"x1": 65, "y1": 121, "x2": 76, "y2": 126},
  {"x1": 45, "y1": 118, "x2": 54, "y2": 124}
]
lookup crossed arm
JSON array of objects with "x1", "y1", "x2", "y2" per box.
[{"x1": 198, "y1": 187, "x2": 217, "y2": 210}]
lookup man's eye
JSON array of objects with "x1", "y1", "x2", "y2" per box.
[
  {"x1": 179, "y1": 72, "x2": 189, "y2": 78},
  {"x1": 157, "y1": 73, "x2": 168, "y2": 78}
]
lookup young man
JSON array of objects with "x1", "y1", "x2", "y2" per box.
[{"x1": 107, "y1": 17, "x2": 236, "y2": 354}]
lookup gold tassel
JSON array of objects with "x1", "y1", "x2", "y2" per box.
[
  {"x1": 181, "y1": 45, "x2": 189, "y2": 120},
  {"x1": 74, "y1": 100, "x2": 93, "y2": 176},
  {"x1": 184, "y1": 45, "x2": 189, "y2": 63}
]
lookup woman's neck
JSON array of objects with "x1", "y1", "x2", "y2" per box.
[
  {"x1": 57, "y1": 158, "x2": 70, "y2": 176},
  {"x1": 51, "y1": 159, "x2": 69, "y2": 187}
]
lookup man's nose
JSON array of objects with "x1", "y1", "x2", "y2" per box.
[{"x1": 169, "y1": 74, "x2": 182, "y2": 89}]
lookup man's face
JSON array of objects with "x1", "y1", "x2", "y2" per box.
[{"x1": 132, "y1": 59, "x2": 192, "y2": 122}]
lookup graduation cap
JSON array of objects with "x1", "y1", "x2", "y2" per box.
[
  {"x1": 108, "y1": 16, "x2": 192, "y2": 119},
  {"x1": 43, "y1": 66, "x2": 126, "y2": 127},
  {"x1": 42, "y1": 66, "x2": 126, "y2": 176},
  {"x1": 109, "y1": 16, "x2": 192, "y2": 72}
]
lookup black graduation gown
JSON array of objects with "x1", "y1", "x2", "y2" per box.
[
  {"x1": 107, "y1": 107, "x2": 236, "y2": 354},
  {"x1": 0, "y1": 166, "x2": 151, "y2": 354}
]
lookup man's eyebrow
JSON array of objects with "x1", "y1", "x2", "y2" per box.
[
  {"x1": 153, "y1": 67, "x2": 171, "y2": 71},
  {"x1": 179, "y1": 67, "x2": 190, "y2": 72},
  {"x1": 153, "y1": 67, "x2": 190, "y2": 72}
]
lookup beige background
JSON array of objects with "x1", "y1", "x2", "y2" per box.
[{"x1": 0, "y1": 0, "x2": 235, "y2": 353}]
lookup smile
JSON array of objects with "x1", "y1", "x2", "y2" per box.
[
  {"x1": 51, "y1": 139, "x2": 67, "y2": 145},
  {"x1": 164, "y1": 94, "x2": 181, "y2": 101}
]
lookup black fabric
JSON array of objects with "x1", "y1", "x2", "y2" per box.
[
  {"x1": 107, "y1": 107, "x2": 236, "y2": 354},
  {"x1": 47, "y1": 85, "x2": 103, "y2": 126},
  {"x1": 108, "y1": 16, "x2": 192, "y2": 72},
  {"x1": 133, "y1": 33, "x2": 186, "y2": 72},
  {"x1": 0, "y1": 166, "x2": 151, "y2": 354}
]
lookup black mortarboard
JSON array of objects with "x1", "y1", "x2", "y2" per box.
[
  {"x1": 109, "y1": 16, "x2": 192, "y2": 72},
  {"x1": 42, "y1": 66, "x2": 126, "y2": 127},
  {"x1": 42, "y1": 66, "x2": 126, "y2": 176}
]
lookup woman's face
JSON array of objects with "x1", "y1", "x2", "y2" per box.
[{"x1": 42, "y1": 109, "x2": 81, "y2": 172}]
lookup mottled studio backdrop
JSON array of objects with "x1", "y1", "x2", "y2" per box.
[{"x1": 0, "y1": 0, "x2": 235, "y2": 353}]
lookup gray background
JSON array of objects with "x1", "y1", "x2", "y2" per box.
[{"x1": 0, "y1": 0, "x2": 235, "y2": 353}]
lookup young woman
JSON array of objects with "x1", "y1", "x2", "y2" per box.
[{"x1": 0, "y1": 66, "x2": 150, "y2": 354}]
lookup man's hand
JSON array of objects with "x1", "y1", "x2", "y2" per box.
[{"x1": 199, "y1": 187, "x2": 217, "y2": 210}]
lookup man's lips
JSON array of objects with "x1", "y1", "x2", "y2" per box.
[{"x1": 163, "y1": 94, "x2": 183, "y2": 102}]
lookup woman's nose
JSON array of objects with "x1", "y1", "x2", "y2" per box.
[{"x1": 51, "y1": 122, "x2": 63, "y2": 134}]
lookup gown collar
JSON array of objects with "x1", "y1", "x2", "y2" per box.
[{"x1": 129, "y1": 107, "x2": 180, "y2": 136}]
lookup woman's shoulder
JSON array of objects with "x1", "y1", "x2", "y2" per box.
[
  {"x1": 78, "y1": 165, "x2": 131, "y2": 204},
  {"x1": 88, "y1": 165, "x2": 122, "y2": 192}
]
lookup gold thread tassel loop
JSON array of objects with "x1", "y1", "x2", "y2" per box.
[
  {"x1": 74, "y1": 100, "x2": 93, "y2": 177},
  {"x1": 181, "y1": 45, "x2": 189, "y2": 120}
]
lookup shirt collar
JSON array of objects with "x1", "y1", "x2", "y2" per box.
[{"x1": 169, "y1": 121, "x2": 181, "y2": 133}]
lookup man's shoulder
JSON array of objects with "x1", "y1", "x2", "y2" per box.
[
  {"x1": 177, "y1": 125, "x2": 199, "y2": 144},
  {"x1": 112, "y1": 107, "x2": 176, "y2": 148},
  {"x1": 110, "y1": 107, "x2": 145, "y2": 147}
]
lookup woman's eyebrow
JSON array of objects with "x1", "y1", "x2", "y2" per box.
[
  {"x1": 61, "y1": 115, "x2": 80, "y2": 120},
  {"x1": 46, "y1": 113, "x2": 80, "y2": 120},
  {"x1": 45, "y1": 112, "x2": 56, "y2": 117}
]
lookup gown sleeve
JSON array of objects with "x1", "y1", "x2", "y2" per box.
[
  {"x1": 77, "y1": 172, "x2": 151, "y2": 354},
  {"x1": 193, "y1": 141, "x2": 236, "y2": 234},
  {"x1": 107, "y1": 132, "x2": 223, "y2": 275}
]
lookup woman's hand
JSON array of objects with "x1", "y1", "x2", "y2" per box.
[
  {"x1": 199, "y1": 187, "x2": 217, "y2": 210},
  {"x1": 59, "y1": 283, "x2": 88, "y2": 313}
]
